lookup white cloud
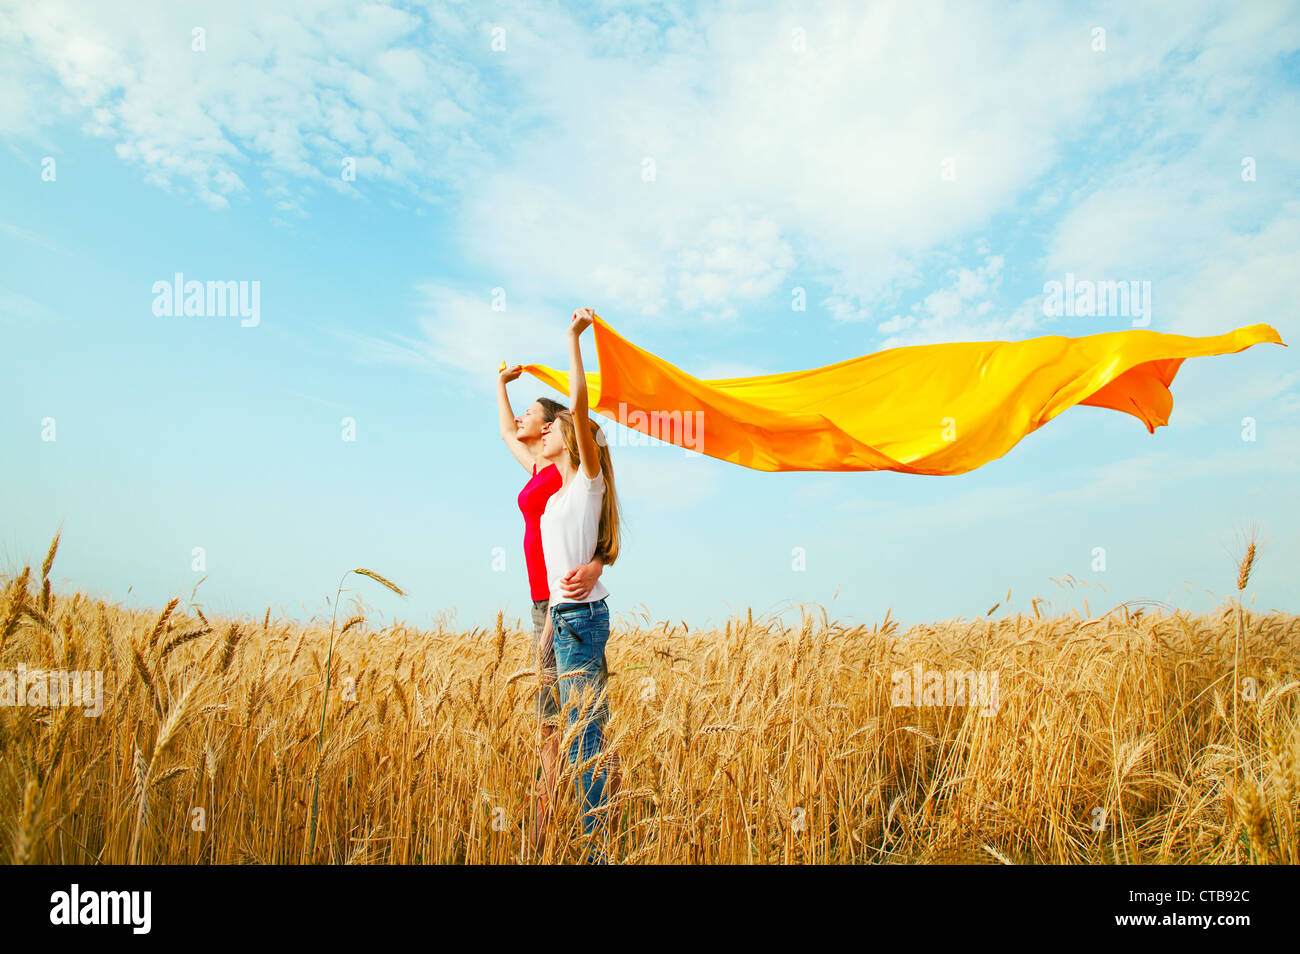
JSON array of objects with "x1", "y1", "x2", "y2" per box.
[
  {"x1": 467, "y1": 2, "x2": 1295, "y2": 345},
  {"x1": 675, "y1": 206, "x2": 794, "y2": 321},
  {"x1": 0, "y1": 284, "x2": 55, "y2": 323},
  {"x1": 6, "y1": 0, "x2": 1296, "y2": 373},
  {"x1": 1042, "y1": 427, "x2": 1300, "y2": 509},
  {"x1": 0, "y1": 222, "x2": 65, "y2": 254},
  {"x1": 343, "y1": 282, "x2": 571, "y2": 378},
  {"x1": 0, "y1": 0, "x2": 490, "y2": 209},
  {"x1": 1101, "y1": 203, "x2": 1300, "y2": 429},
  {"x1": 825, "y1": 421, "x2": 1300, "y2": 541},
  {"x1": 450, "y1": 0, "x2": 1232, "y2": 327},
  {"x1": 873, "y1": 254, "x2": 1039, "y2": 347},
  {"x1": 610, "y1": 442, "x2": 723, "y2": 512}
]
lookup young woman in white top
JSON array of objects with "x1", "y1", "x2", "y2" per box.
[
  {"x1": 495, "y1": 373, "x2": 605, "y2": 859},
  {"x1": 537, "y1": 306, "x2": 623, "y2": 861}
]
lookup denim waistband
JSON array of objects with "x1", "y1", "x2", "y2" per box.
[{"x1": 551, "y1": 598, "x2": 608, "y2": 616}]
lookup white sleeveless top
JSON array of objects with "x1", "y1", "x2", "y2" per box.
[{"x1": 540, "y1": 465, "x2": 610, "y2": 605}]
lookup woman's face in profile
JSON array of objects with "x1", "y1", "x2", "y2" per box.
[
  {"x1": 516, "y1": 401, "x2": 546, "y2": 441},
  {"x1": 540, "y1": 419, "x2": 564, "y2": 461}
]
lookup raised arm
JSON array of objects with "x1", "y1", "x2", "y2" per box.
[
  {"x1": 568, "y1": 309, "x2": 602, "y2": 479},
  {"x1": 497, "y1": 363, "x2": 534, "y2": 472}
]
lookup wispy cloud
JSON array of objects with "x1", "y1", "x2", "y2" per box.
[
  {"x1": 341, "y1": 282, "x2": 571, "y2": 378},
  {"x1": 0, "y1": 221, "x2": 66, "y2": 254},
  {"x1": 286, "y1": 388, "x2": 345, "y2": 410},
  {"x1": 0, "y1": 284, "x2": 55, "y2": 323},
  {"x1": 1, "y1": 0, "x2": 492, "y2": 209},
  {"x1": 8, "y1": 0, "x2": 1297, "y2": 347},
  {"x1": 873, "y1": 254, "x2": 1047, "y2": 347},
  {"x1": 612, "y1": 442, "x2": 723, "y2": 512}
]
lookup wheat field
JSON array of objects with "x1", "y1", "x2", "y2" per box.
[{"x1": 1, "y1": 536, "x2": 1297, "y2": 865}]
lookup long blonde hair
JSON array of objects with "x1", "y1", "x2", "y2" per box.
[{"x1": 554, "y1": 410, "x2": 622, "y2": 565}]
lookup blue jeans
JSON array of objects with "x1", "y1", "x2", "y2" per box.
[{"x1": 550, "y1": 598, "x2": 610, "y2": 861}]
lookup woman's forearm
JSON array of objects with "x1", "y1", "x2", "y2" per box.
[
  {"x1": 497, "y1": 375, "x2": 517, "y2": 439},
  {"x1": 567, "y1": 330, "x2": 588, "y2": 419}
]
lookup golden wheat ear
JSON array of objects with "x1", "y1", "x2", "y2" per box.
[
  {"x1": 41, "y1": 531, "x2": 61, "y2": 581},
  {"x1": 352, "y1": 568, "x2": 406, "y2": 597},
  {"x1": 1237, "y1": 542, "x2": 1256, "y2": 592}
]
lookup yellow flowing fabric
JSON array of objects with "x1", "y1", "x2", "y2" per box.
[{"x1": 521, "y1": 315, "x2": 1285, "y2": 475}]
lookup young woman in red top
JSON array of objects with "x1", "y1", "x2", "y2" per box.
[{"x1": 497, "y1": 363, "x2": 605, "y2": 855}]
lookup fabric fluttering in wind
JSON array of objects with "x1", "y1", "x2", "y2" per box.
[{"x1": 520, "y1": 315, "x2": 1285, "y2": 475}]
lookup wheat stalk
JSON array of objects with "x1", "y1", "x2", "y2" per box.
[{"x1": 307, "y1": 567, "x2": 406, "y2": 862}]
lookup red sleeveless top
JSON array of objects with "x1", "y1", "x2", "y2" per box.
[{"x1": 519, "y1": 462, "x2": 562, "y2": 600}]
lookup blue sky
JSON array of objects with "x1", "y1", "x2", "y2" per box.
[{"x1": 2, "y1": 0, "x2": 1297, "y2": 634}]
